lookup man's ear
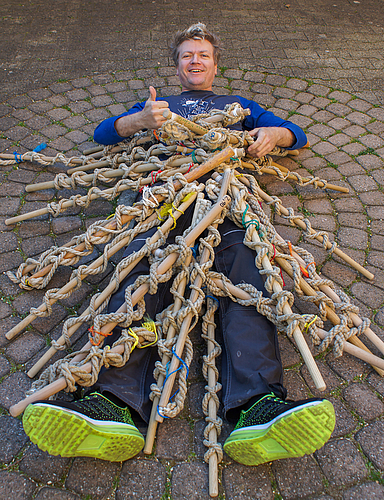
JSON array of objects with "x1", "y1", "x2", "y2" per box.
[{"x1": 215, "y1": 65, "x2": 217, "y2": 75}]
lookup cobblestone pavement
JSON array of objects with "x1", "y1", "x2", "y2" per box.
[
  {"x1": 1, "y1": 0, "x2": 384, "y2": 103},
  {"x1": 1, "y1": 2, "x2": 384, "y2": 500}
]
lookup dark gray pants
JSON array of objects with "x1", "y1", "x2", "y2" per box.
[{"x1": 95, "y1": 213, "x2": 285, "y2": 423}]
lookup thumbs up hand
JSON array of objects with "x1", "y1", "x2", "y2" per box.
[{"x1": 141, "y1": 86, "x2": 169, "y2": 130}]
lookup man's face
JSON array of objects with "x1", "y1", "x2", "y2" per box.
[{"x1": 176, "y1": 39, "x2": 217, "y2": 91}]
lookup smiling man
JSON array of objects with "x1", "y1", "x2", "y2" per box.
[{"x1": 23, "y1": 23, "x2": 335, "y2": 468}]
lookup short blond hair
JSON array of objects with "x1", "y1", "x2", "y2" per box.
[{"x1": 170, "y1": 23, "x2": 222, "y2": 65}]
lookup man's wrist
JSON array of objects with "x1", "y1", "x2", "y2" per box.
[{"x1": 115, "y1": 112, "x2": 145, "y2": 138}]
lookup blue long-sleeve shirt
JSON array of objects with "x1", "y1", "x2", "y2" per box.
[{"x1": 94, "y1": 90, "x2": 307, "y2": 149}]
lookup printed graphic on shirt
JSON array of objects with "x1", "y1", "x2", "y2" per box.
[{"x1": 178, "y1": 97, "x2": 212, "y2": 118}]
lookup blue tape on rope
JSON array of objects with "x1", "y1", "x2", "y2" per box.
[
  {"x1": 13, "y1": 152, "x2": 22, "y2": 163},
  {"x1": 32, "y1": 143, "x2": 47, "y2": 153},
  {"x1": 156, "y1": 345, "x2": 190, "y2": 419}
]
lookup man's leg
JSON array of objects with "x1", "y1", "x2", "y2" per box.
[{"x1": 214, "y1": 218, "x2": 335, "y2": 465}]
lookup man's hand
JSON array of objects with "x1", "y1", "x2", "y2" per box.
[
  {"x1": 115, "y1": 86, "x2": 169, "y2": 138},
  {"x1": 140, "y1": 86, "x2": 170, "y2": 130},
  {"x1": 247, "y1": 127, "x2": 295, "y2": 158}
]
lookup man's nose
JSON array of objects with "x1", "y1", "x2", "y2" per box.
[{"x1": 191, "y1": 53, "x2": 199, "y2": 63}]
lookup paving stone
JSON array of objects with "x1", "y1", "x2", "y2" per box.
[
  {"x1": 321, "y1": 260, "x2": 357, "y2": 288},
  {"x1": 34, "y1": 488, "x2": 80, "y2": 499},
  {"x1": 0, "y1": 371, "x2": 32, "y2": 409},
  {"x1": 65, "y1": 457, "x2": 120, "y2": 499},
  {"x1": 72, "y1": 77, "x2": 93, "y2": 88},
  {"x1": 6, "y1": 169, "x2": 37, "y2": 186},
  {"x1": 65, "y1": 88, "x2": 90, "y2": 101},
  {"x1": 0, "y1": 231, "x2": 18, "y2": 253},
  {"x1": 357, "y1": 154, "x2": 384, "y2": 170},
  {"x1": 327, "y1": 352, "x2": 370, "y2": 382},
  {"x1": 0, "y1": 354, "x2": 11, "y2": 377},
  {"x1": 0, "y1": 115, "x2": 18, "y2": 130},
  {"x1": 5, "y1": 125, "x2": 31, "y2": 141},
  {"x1": 337, "y1": 212, "x2": 367, "y2": 229},
  {"x1": 84, "y1": 108, "x2": 110, "y2": 122},
  {"x1": 116, "y1": 459, "x2": 166, "y2": 499},
  {"x1": 108, "y1": 103, "x2": 128, "y2": 116},
  {"x1": 338, "y1": 161, "x2": 365, "y2": 176},
  {"x1": 312, "y1": 141, "x2": 338, "y2": 155},
  {"x1": 343, "y1": 383, "x2": 384, "y2": 420},
  {"x1": 301, "y1": 360, "x2": 342, "y2": 397},
  {"x1": 355, "y1": 420, "x2": 384, "y2": 470},
  {"x1": 91, "y1": 94, "x2": 114, "y2": 107},
  {"x1": 316, "y1": 438, "x2": 368, "y2": 486},
  {"x1": 351, "y1": 281, "x2": 384, "y2": 309},
  {"x1": 329, "y1": 397, "x2": 359, "y2": 438},
  {"x1": 278, "y1": 334, "x2": 300, "y2": 368},
  {"x1": 273, "y1": 455, "x2": 324, "y2": 499},
  {"x1": 49, "y1": 137, "x2": 75, "y2": 151},
  {"x1": 50, "y1": 82, "x2": 73, "y2": 94},
  {"x1": 0, "y1": 415, "x2": 29, "y2": 463},
  {"x1": 155, "y1": 418, "x2": 191, "y2": 460},
  {"x1": 283, "y1": 370, "x2": 309, "y2": 401},
  {"x1": 19, "y1": 443, "x2": 71, "y2": 483},
  {"x1": 68, "y1": 101, "x2": 93, "y2": 114},
  {"x1": 360, "y1": 133, "x2": 384, "y2": 148},
  {"x1": 337, "y1": 226, "x2": 368, "y2": 250},
  {"x1": 326, "y1": 103, "x2": 351, "y2": 117},
  {"x1": 0, "y1": 471, "x2": 36, "y2": 500},
  {"x1": 343, "y1": 481, "x2": 384, "y2": 500},
  {"x1": 8, "y1": 95, "x2": 33, "y2": 108},
  {"x1": 345, "y1": 111, "x2": 372, "y2": 126},
  {"x1": 171, "y1": 462, "x2": 209, "y2": 500},
  {"x1": 0, "y1": 250, "x2": 24, "y2": 273},
  {"x1": 308, "y1": 124, "x2": 335, "y2": 139},
  {"x1": 223, "y1": 463, "x2": 273, "y2": 499},
  {"x1": 65, "y1": 130, "x2": 89, "y2": 144},
  {"x1": 41, "y1": 123, "x2": 67, "y2": 139},
  {"x1": 6, "y1": 331, "x2": 45, "y2": 364},
  {"x1": 342, "y1": 142, "x2": 367, "y2": 155},
  {"x1": 21, "y1": 235, "x2": 55, "y2": 257}
]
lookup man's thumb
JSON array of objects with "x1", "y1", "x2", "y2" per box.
[{"x1": 148, "y1": 86, "x2": 157, "y2": 101}]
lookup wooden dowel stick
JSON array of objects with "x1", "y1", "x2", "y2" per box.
[
  {"x1": 230, "y1": 182, "x2": 326, "y2": 391},
  {"x1": 26, "y1": 192, "x2": 198, "y2": 377},
  {"x1": 206, "y1": 301, "x2": 219, "y2": 498},
  {"x1": 16, "y1": 148, "x2": 237, "y2": 285},
  {"x1": 26, "y1": 155, "x2": 204, "y2": 193},
  {"x1": 145, "y1": 170, "x2": 232, "y2": 453},
  {"x1": 10, "y1": 195, "x2": 232, "y2": 417},
  {"x1": 154, "y1": 171, "x2": 233, "y2": 423},
  {"x1": 274, "y1": 236, "x2": 384, "y2": 357},
  {"x1": 253, "y1": 183, "x2": 374, "y2": 280},
  {"x1": 143, "y1": 253, "x2": 192, "y2": 455},
  {"x1": 316, "y1": 328, "x2": 384, "y2": 371},
  {"x1": 241, "y1": 160, "x2": 349, "y2": 194},
  {"x1": 5, "y1": 210, "x2": 154, "y2": 340},
  {"x1": 275, "y1": 256, "x2": 384, "y2": 376}
]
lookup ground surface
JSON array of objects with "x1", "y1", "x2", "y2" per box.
[{"x1": 1, "y1": 1, "x2": 384, "y2": 499}]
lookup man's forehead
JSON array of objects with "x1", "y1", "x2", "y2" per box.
[{"x1": 178, "y1": 39, "x2": 214, "y2": 55}]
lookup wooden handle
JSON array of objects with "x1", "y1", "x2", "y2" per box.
[{"x1": 26, "y1": 192, "x2": 198, "y2": 377}]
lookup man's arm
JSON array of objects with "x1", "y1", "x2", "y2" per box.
[
  {"x1": 94, "y1": 86, "x2": 169, "y2": 145},
  {"x1": 115, "y1": 86, "x2": 169, "y2": 137},
  {"x1": 238, "y1": 96, "x2": 307, "y2": 158},
  {"x1": 247, "y1": 127, "x2": 295, "y2": 159}
]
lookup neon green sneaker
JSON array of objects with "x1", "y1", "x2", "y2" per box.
[
  {"x1": 23, "y1": 392, "x2": 144, "y2": 462},
  {"x1": 223, "y1": 393, "x2": 335, "y2": 466}
]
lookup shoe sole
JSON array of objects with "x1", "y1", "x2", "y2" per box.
[
  {"x1": 223, "y1": 400, "x2": 335, "y2": 466},
  {"x1": 23, "y1": 403, "x2": 145, "y2": 462}
]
